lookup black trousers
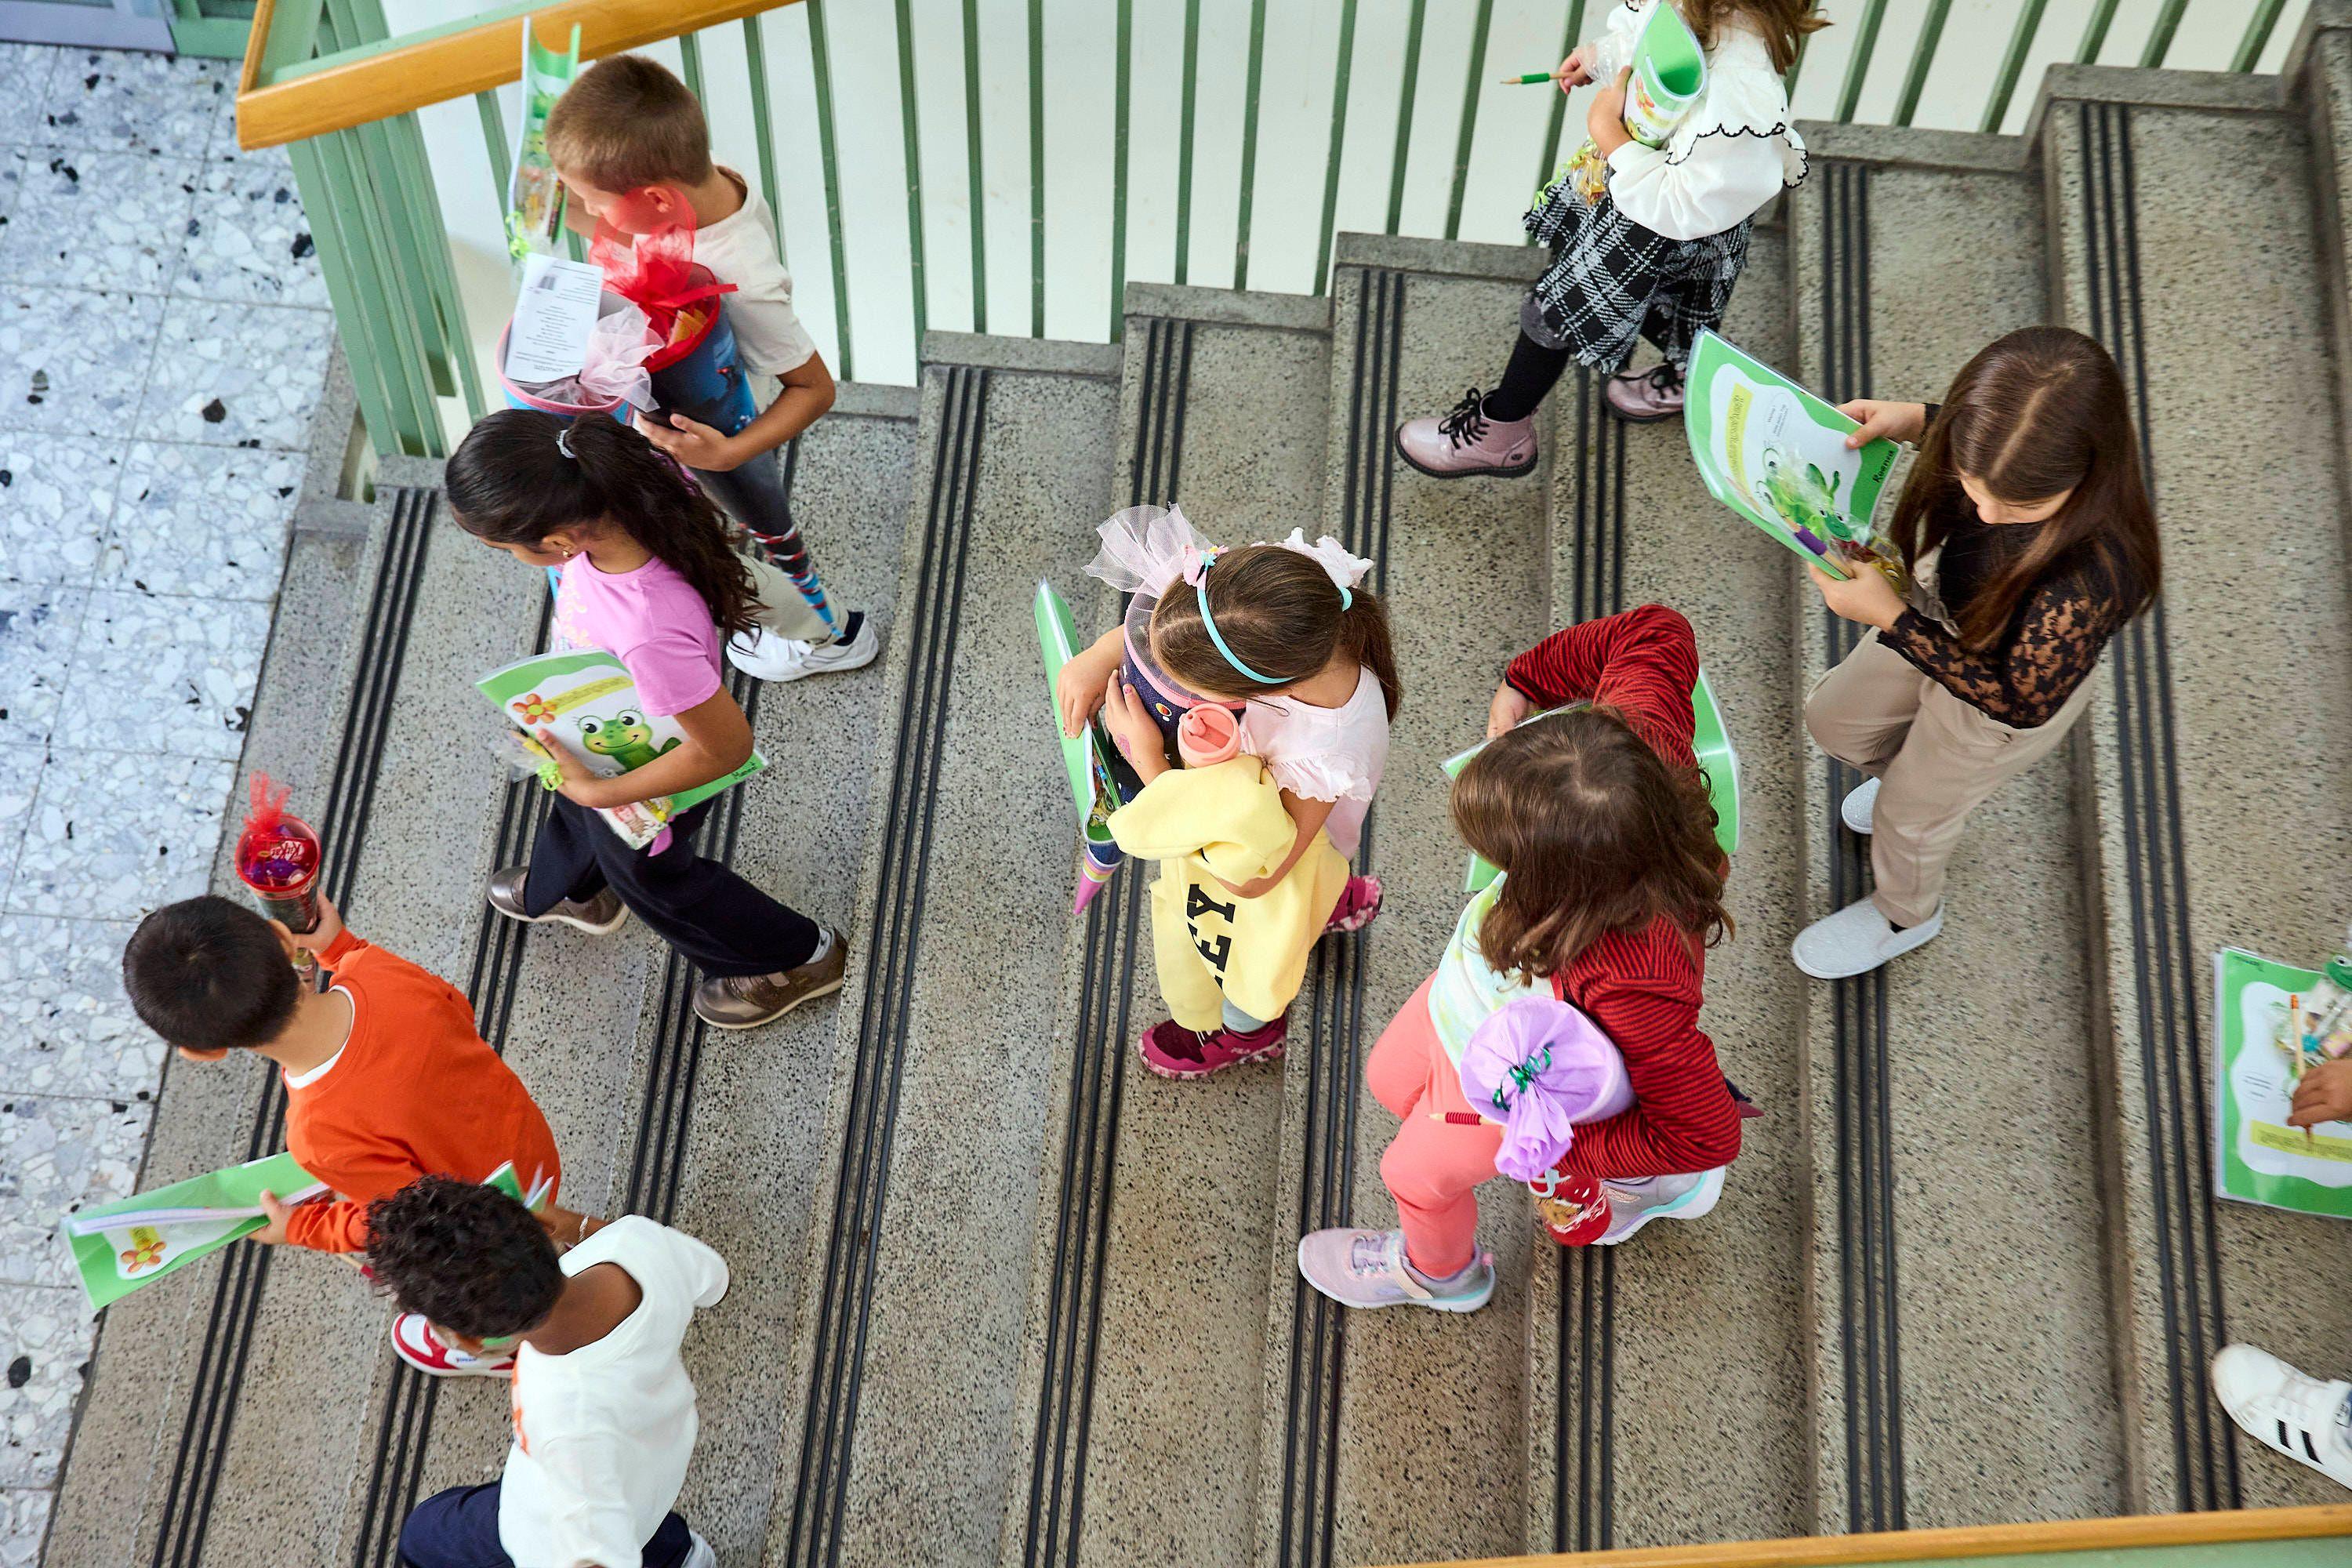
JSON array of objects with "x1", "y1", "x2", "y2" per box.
[
  {"x1": 524, "y1": 795, "x2": 822, "y2": 978},
  {"x1": 399, "y1": 1481, "x2": 692, "y2": 1567}
]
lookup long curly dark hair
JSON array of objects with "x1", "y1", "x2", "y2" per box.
[
  {"x1": 364, "y1": 1174, "x2": 564, "y2": 1340},
  {"x1": 1450, "y1": 706, "x2": 1730, "y2": 981},
  {"x1": 445, "y1": 408, "x2": 758, "y2": 637}
]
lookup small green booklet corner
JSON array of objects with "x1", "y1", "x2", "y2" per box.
[
  {"x1": 478, "y1": 648, "x2": 765, "y2": 851},
  {"x1": 62, "y1": 1152, "x2": 325, "y2": 1312},
  {"x1": 1683, "y1": 330, "x2": 1901, "y2": 585},
  {"x1": 2214, "y1": 947, "x2": 2352, "y2": 1221},
  {"x1": 1441, "y1": 675, "x2": 1740, "y2": 893},
  {"x1": 1034, "y1": 579, "x2": 1123, "y2": 854}
]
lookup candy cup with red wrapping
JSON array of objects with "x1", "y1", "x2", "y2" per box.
[{"x1": 234, "y1": 772, "x2": 322, "y2": 970}]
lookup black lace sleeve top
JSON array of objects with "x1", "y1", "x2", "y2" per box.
[{"x1": 1873, "y1": 404, "x2": 2132, "y2": 728}]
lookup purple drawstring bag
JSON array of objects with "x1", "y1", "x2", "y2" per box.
[{"x1": 1457, "y1": 996, "x2": 1636, "y2": 1181}]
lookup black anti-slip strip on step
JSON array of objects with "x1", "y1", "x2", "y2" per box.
[
  {"x1": 1276, "y1": 265, "x2": 1399, "y2": 1568},
  {"x1": 151, "y1": 488, "x2": 437, "y2": 1568},
  {"x1": 782, "y1": 365, "x2": 989, "y2": 1568},
  {"x1": 2076, "y1": 100, "x2": 2236, "y2": 1515},
  {"x1": 1016, "y1": 315, "x2": 1189, "y2": 1568},
  {"x1": 1817, "y1": 160, "x2": 1907, "y2": 1536},
  {"x1": 1554, "y1": 365, "x2": 1625, "y2": 1554}
]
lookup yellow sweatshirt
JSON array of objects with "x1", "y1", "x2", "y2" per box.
[{"x1": 1107, "y1": 757, "x2": 1350, "y2": 1029}]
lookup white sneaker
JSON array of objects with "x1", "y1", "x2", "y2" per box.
[
  {"x1": 2212, "y1": 1344, "x2": 2352, "y2": 1490},
  {"x1": 1841, "y1": 777, "x2": 1879, "y2": 835},
  {"x1": 727, "y1": 611, "x2": 880, "y2": 683},
  {"x1": 1791, "y1": 896, "x2": 1943, "y2": 980},
  {"x1": 682, "y1": 1530, "x2": 717, "y2": 1568},
  {"x1": 1596, "y1": 1167, "x2": 1724, "y2": 1245},
  {"x1": 387, "y1": 1312, "x2": 514, "y2": 1378}
]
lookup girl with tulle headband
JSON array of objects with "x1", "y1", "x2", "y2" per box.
[{"x1": 1058, "y1": 506, "x2": 1397, "y2": 1079}]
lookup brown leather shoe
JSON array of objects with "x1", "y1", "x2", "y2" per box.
[
  {"x1": 485, "y1": 867, "x2": 630, "y2": 935},
  {"x1": 693, "y1": 929, "x2": 849, "y2": 1030}
]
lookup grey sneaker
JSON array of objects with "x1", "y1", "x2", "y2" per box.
[
  {"x1": 485, "y1": 868, "x2": 629, "y2": 935},
  {"x1": 1791, "y1": 895, "x2": 1943, "y2": 979},
  {"x1": 1840, "y1": 777, "x2": 1879, "y2": 835},
  {"x1": 1595, "y1": 1168, "x2": 1724, "y2": 1245},
  {"x1": 727, "y1": 612, "x2": 880, "y2": 683},
  {"x1": 1295, "y1": 1227, "x2": 1495, "y2": 1313},
  {"x1": 1394, "y1": 387, "x2": 1538, "y2": 478},
  {"x1": 693, "y1": 928, "x2": 849, "y2": 1029},
  {"x1": 1603, "y1": 362, "x2": 1686, "y2": 423}
]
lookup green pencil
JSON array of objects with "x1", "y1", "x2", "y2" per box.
[{"x1": 1500, "y1": 70, "x2": 1555, "y2": 84}]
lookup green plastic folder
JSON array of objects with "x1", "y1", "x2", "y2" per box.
[
  {"x1": 1035, "y1": 579, "x2": 1123, "y2": 858},
  {"x1": 1441, "y1": 670, "x2": 1740, "y2": 895},
  {"x1": 62, "y1": 1151, "x2": 325, "y2": 1311}
]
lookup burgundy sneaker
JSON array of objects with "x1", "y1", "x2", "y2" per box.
[
  {"x1": 1603, "y1": 363, "x2": 1686, "y2": 423},
  {"x1": 1138, "y1": 1015, "x2": 1289, "y2": 1080},
  {"x1": 1323, "y1": 875, "x2": 1384, "y2": 935},
  {"x1": 1394, "y1": 388, "x2": 1537, "y2": 478}
]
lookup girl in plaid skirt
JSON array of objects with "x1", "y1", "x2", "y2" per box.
[{"x1": 1396, "y1": 0, "x2": 1817, "y2": 477}]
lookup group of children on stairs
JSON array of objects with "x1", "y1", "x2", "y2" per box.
[{"x1": 97, "y1": 0, "x2": 2352, "y2": 1560}]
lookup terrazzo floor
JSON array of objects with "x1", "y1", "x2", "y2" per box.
[{"x1": 0, "y1": 42, "x2": 335, "y2": 1565}]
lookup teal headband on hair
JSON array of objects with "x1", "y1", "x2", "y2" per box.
[{"x1": 1192, "y1": 554, "x2": 1352, "y2": 687}]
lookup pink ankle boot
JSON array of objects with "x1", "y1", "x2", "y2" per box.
[
  {"x1": 1394, "y1": 388, "x2": 1537, "y2": 478},
  {"x1": 1603, "y1": 362, "x2": 1686, "y2": 423},
  {"x1": 1138, "y1": 1014, "x2": 1289, "y2": 1080}
]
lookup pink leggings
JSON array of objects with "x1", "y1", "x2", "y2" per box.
[{"x1": 1367, "y1": 975, "x2": 1504, "y2": 1277}]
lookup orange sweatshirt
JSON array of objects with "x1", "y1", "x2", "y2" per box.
[{"x1": 281, "y1": 927, "x2": 562, "y2": 1253}]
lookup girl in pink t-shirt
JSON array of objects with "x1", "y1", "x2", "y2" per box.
[
  {"x1": 445, "y1": 410, "x2": 844, "y2": 1032},
  {"x1": 1054, "y1": 506, "x2": 1398, "y2": 1079}
]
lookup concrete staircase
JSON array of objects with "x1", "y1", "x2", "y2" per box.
[{"x1": 46, "y1": 7, "x2": 2352, "y2": 1563}]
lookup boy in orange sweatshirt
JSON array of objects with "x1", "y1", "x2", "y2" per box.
[{"x1": 122, "y1": 893, "x2": 590, "y2": 1377}]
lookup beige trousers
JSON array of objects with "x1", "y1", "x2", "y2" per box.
[{"x1": 1803, "y1": 629, "x2": 2096, "y2": 927}]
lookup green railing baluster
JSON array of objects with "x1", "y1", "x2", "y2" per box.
[
  {"x1": 1443, "y1": 0, "x2": 1495, "y2": 241},
  {"x1": 1232, "y1": 0, "x2": 1269, "y2": 289},
  {"x1": 1784, "y1": 28, "x2": 1810, "y2": 100},
  {"x1": 1027, "y1": 0, "x2": 1044, "y2": 333},
  {"x1": 2138, "y1": 0, "x2": 2189, "y2": 67},
  {"x1": 1980, "y1": 0, "x2": 2048, "y2": 132},
  {"x1": 964, "y1": 0, "x2": 989, "y2": 332},
  {"x1": 741, "y1": 17, "x2": 789, "y2": 263},
  {"x1": 1835, "y1": 0, "x2": 1889, "y2": 122},
  {"x1": 2230, "y1": 0, "x2": 2288, "y2": 72},
  {"x1": 316, "y1": 125, "x2": 439, "y2": 451},
  {"x1": 1532, "y1": 0, "x2": 1584, "y2": 243},
  {"x1": 390, "y1": 106, "x2": 482, "y2": 422},
  {"x1": 2074, "y1": 0, "x2": 2121, "y2": 64},
  {"x1": 677, "y1": 31, "x2": 706, "y2": 103},
  {"x1": 290, "y1": 132, "x2": 410, "y2": 456},
  {"x1": 805, "y1": 0, "x2": 855, "y2": 379},
  {"x1": 1175, "y1": 0, "x2": 1200, "y2": 285},
  {"x1": 1385, "y1": 0, "x2": 1428, "y2": 234},
  {"x1": 476, "y1": 89, "x2": 512, "y2": 209},
  {"x1": 894, "y1": 0, "x2": 928, "y2": 344},
  {"x1": 1111, "y1": 0, "x2": 1131, "y2": 334},
  {"x1": 1312, "y1": 0, "x2": 1359, "y2": 296},
  {"x1": 1891, "y1": 0, "x2": 1951, "y2": 128}
]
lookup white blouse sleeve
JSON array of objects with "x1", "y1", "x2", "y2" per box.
[
  {"x1": 1603, "y1": 128, "x2": 1788, "y2": 241},
  {"x1": 1263, "y1": 751, "x2": 1378, "y2": 805}
]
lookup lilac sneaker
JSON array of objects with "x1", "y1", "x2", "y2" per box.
[
  {"x1": 1604, "y1": 363, "x2": 1686, "y2": 423},
  {"x1": 1395, "y1": 388, "x2": 1538, "y2": 478},
  {"x1": 1296, "y1": 1227, "x2": 1495, "y2": 1313}
]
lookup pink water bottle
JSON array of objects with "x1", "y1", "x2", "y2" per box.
[{"x1": 1176, "y1": 704, "x2": 1242, "y2": 768}]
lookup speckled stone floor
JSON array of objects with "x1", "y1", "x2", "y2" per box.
[{"x1": 0, "y1": 41, "x2": 333, "y2": 1564}]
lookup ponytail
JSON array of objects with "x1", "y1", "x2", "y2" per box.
[{"x1": 445, "y1": 408, "x2": 758, "y2": 637}]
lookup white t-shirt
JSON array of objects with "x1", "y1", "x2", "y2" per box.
[
  {"x1": 497, "y1": 1217, "x2": 731, "y2": 1568},
  {"x1": 692, "y1": 167, "x2": 820, "y2": 380}
]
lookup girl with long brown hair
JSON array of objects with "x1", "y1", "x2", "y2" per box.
[
  {"x1": 1794, "y1": 325, "x2": 2161, "y2": 978},
  {"x1": 446, "y1": 409, "x2": 846, "y2": 1030},
  {"x1": 1298, "y1": 605, "x2": 1746, "y2": 1313}
]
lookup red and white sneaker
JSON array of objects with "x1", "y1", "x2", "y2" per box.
[
  {"x1": 1138, "y1": 1015, "x2": 1288, "y2": 1080},
  {"x1": 1322, "y1": 875, "x2": 1384, "y2": 935},
  {"x1": 389, "y1": 1312, "x2": 514, "y2": 1377}
]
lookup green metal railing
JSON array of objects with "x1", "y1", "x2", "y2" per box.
[{"x1": 240, "y1": 0, "x2": 2306, "y2": 460}]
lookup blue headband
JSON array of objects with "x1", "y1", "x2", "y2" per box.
[{"x1": 1193, "y1": 555, "x2": 1351, "y2": 687}]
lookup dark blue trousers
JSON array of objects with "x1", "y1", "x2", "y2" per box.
[{"x1": 398, "y1": 1481, "x2": 694, "y2": 1568}]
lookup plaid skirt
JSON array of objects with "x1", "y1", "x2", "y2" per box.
[{"x1": 1523, "y1": 180, "x2": 1752, "y2": 372}]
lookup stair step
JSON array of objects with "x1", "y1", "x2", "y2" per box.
[
  {"x1": 764, "y1": 340, "x2": 1122, "y2": 1568},
  {"x1": 2289, "y1": 3, "x2": 2352, "y2": 466},
  {"x1": 1789, "y1": 135, "x2": 2131, "y2": 1533},
  {"x1": 1249, "y1": 235, "x2": 1556, "y2": 1568},
  {"x1": 2039, "y1": 72, "x2": 2352, "y2": 1515},
  {"x1": 1527, "y1": 223, "x2": 1813, "y2": 1554},
  {"x1": 996, "y1": 285, "x2": 1331, "y2": 1568}
]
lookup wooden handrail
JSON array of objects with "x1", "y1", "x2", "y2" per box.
[
  {"x1": 1375, "y1": 1504, "x2": 2352, "y2": 1568},
  {"x1": 235, "y1": 0, "x2": 802, "y2": 151}
]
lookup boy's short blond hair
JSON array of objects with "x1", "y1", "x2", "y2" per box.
[{"x1": 545, "y1": 53, "x2": 714, "y2": 191}]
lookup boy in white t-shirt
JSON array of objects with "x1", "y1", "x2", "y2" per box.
[
  {"x1": 546, "y1": 53, "x2": 877, "y2": 686},
  {"x1": 368, "y1": 1177, "x2": 728, "y2": 1568}
]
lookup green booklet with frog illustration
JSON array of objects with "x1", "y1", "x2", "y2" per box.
[
  {"x1": 1683, "y1": 329, "x2": 1901, "y2": 585},
  {"x1": 2213, "y1": 947, "x2": 2352, "y2": 1220}
]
